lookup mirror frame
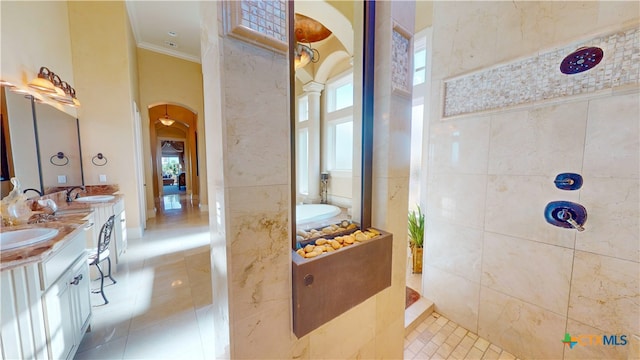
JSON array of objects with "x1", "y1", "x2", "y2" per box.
[{"x1": 289, "y1": 1, "x2": 375, "y2": 249}]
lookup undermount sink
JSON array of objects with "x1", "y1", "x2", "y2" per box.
[
  {"x1": 74, "y1": 195, "x2": 115, "y2": 203},
  {"x1": 0, "y1": 228, "x2": 59, "y2": 250}
]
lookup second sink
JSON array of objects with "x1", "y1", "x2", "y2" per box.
[{"x1": 74, "y1": 195, "x2": 115, "y2": 203}]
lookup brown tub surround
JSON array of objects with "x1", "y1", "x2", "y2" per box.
[{"x1": 292, "y1": 229, "x2": 393, "y2": 337}]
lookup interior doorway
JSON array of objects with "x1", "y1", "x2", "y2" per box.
[{"x1": 148, "y1": 103, "x2": 199, "y2": 215}]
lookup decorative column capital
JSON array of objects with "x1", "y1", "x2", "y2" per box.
[{"x1": 302, "y1": 81, "x2": 325, "y2": 94}]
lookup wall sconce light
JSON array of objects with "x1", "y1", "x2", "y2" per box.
[
  {"x1": 159, "y1": 104, "x2": 176, "y2": 126},
  {"x1": 28, "y1": 67, "x2": 61, "y2": 94},
  {"x1": 51, "y1": 81, "x2": 81, "y2": 107},
  {"x1": 294, "y1": 43, "x2": 319, "y2": 70},
  {"x1": 27, "y1": 67, "x2": 80, "y2": 107}
]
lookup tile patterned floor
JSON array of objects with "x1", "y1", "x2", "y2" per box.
[
  {"x1": 404, "y1": 312, "x2": 522, "y2": 360},
  {"x1": 74, "y1": 195, "x2": 213, "y2": 359}
]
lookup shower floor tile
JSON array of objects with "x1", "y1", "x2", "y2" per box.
[{"x1": 404, "y1": 312, "x2": 522, "y2": 360}]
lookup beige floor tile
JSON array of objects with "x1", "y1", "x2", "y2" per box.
[
  {"x1": 77, "y1": 200, "x2": 211, "y2": 359},
  {"x1": 497, "y1": 350, "x2": 516, "y2": 360},
  {"x1": 422, "y1": 341, "x2": 440, "y2": 357},
  {"x1": 465, "y1": 347, "x2": 485, "y2": 360},
  {"x1": 405, "y1": 312, "x2": 516, "y2": 360}
]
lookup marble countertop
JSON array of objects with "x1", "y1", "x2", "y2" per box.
[
  {"x1": 0, "y1": 188, "x2": 124, "y2": 271},
  {"x1": 0, "y1": 213, "x2": 90, "y2": 271}
]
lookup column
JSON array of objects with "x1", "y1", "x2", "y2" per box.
[{"x1": 302, "y1": 81, "x2": 324, "y2": 203}]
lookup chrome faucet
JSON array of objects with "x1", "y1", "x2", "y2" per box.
[
  {"x1": 66, "y1": 186, "x2": 86, "y2": 202},
  {"x1": 557, "y1": 209, "x2": 585, "y2": 232}
]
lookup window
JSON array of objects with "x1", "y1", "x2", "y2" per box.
[
  {"x1": 333, "y1": 120, "x2": 353, "y2": 170},
  {"x1": 298, "y1": 96, "x2": 309, "y2": 122},
  {"x1": 413, "y1": 48, "x2": 426, "y2": 85},
  {"x1": 326, "y1": 73, "x2": 353, "y2": 113},
  {"x1": 325, "y1": 72, "x2": 354, "y2": 172}
]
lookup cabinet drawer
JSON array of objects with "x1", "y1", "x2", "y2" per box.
[{"x1": 39, "y1": 233, "x2": 85, "y2": 291}]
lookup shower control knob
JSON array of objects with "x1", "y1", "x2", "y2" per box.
[{"x1": 544, "y1": 201, "x2": 587, "y2": 231}]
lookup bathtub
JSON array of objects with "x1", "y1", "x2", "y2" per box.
[{"x1": 296, "y1": 204, "x2": 341, "y2": 226}]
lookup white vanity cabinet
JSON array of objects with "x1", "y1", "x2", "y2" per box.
[
  {"x1": 43, "y1": 254, "x2": 91, "y2": 360},
  {"x1": 88, "y1": 197, "x2": 127, "y2": 266},
  {"x1": 113, "y1": 199, "x2": 127, "y2": 262},
  {"x1": 0, "y1": 228, "x2": 92, "y2": 360}
]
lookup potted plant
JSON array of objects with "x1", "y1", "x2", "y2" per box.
[{"x1": 408, "y1": 205, "x2": 425, "y2": 274}]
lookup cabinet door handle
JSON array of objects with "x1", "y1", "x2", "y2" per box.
[{"x1": 70, "y1": 274, "x2": 83, "y2": 286}]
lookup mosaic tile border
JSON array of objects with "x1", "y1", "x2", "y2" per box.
[
  {"x1": 225, "y1": 0, "x2": 288, "y2": 53},
  {"x1": 392, "y1": 23, "x2": 412, "y2": 95},
  {"x1": 443, "y1": 26, "x2": 640, "y2": 117}
]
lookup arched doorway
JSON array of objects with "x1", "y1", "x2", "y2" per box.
[{"x1": 148, "y1": 103, "x2": 199, "y2": 213}]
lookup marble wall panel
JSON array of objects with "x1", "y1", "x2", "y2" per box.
[
  {"x1": 577, "y1": 177, "x2": 640, "y2": 262},
  {"x1": 481, "y1": 232, "x2": 574, "y2": 315},
  {"x1": 222, "y1": 39, "x2": 289, "y2": 188},
  {"x1": 487, "y1": 102, "x2": 588, "y2": 176},
  {"x1": 374, "y1": 317, "x2": 404, "y2": 359},
  {"x1": 423, "y1": 265, "x2": 480, "y2": 332},
  {"x1": 484, "y1": 175, "x2": 578, "y2": 248},
  {"x1": 478, "y1": 287, "x2": 567, "y2": 360},
  {"x1": 427, "y1": 115, "x2": 491, "y2": 175},
  {"x1": 426, "y1": 173, "x2": 487, "y2": 229},
  {"x1": 583, "y1": 92, "x2": 640, "y2": 179},
  {"x1": 568, "y1": 251, "x2": 640, "y2": 334},
  {"x1": 308, "y1": 297, "x2": 377, "y2": 359},
  {"x1": 424, "y1": 218, "x2": 483, "y2": 283},
  {"x1": 232, "y1": 299, "x2": 298, "y2": 359},
  {"x1": 226, "y1": 186, "x2": 290, "y2": 326}
]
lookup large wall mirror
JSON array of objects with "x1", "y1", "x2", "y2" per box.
[
  {"x1": 291, "y1": 1, "x2": 373, "y2": 247},
  {"x1": 0, "y1": 87, "x2": 83, "y2": 198},
  {"x1": 34, "y1": 101, "x2": 83, "y2": 194}
]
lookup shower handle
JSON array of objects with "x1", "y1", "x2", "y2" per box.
[
  {"x1": 554, "y1": 178, "x2": 574, "y2": 186},
  {"x1": 557, "y1": 209, "x2": 585, "y2": 232}
]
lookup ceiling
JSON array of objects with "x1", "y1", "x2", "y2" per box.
[{"x1": 126, "y1": 1, "x2": 202, "y2": 63}]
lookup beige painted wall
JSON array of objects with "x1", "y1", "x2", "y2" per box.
[
  {"x1": 136, "y1": 48, "x2": 206, "y2": 213},
  {"x1": 0, "y1": 1, "x2": 77, "y2": 118},
  {"x1": 415, "y1": 1, "x2": 433, "y2": 32},
  {"x1": 68, "y1": 1, "x2": 143, "y2": 236},
  {"x1": 0, "y1": 1, "x2": 78, "y2": 195}
]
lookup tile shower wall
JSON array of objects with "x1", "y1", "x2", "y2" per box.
[{"x1": 425, "y1": 2, "x2": 639, "y2": 359}]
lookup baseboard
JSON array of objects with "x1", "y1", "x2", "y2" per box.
[
  {"x1": 127, "y1": 226, "x2": 144, "y2": 239},
  {"x1": 199, "y1": 203, "x2": 209, "y2": 212}
]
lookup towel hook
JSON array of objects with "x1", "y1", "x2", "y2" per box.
[
  {"x1": 92, "y1": 153, "x2": 108, "y2": 166},
  {"x1": 50, "y1": 151, "x2": 69, "y2": 166}
]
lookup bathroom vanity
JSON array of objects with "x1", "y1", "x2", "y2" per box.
[
  {"x1": 0, "y1": 212, "x2": 93, "y2": 360},
  {"x1": 0, "y1": 185, "x2": 127, "y2": 359}
]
